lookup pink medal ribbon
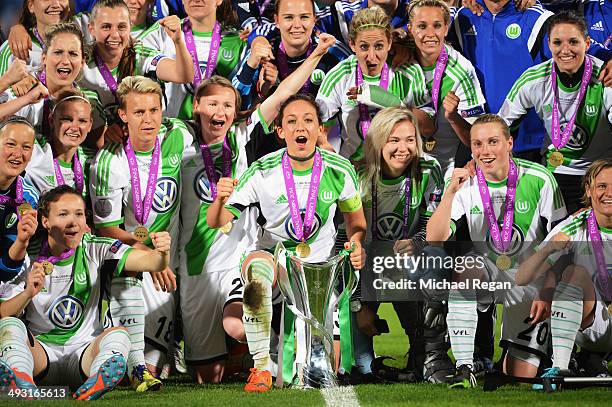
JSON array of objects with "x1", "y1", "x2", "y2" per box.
[
  {"x1": 277, "y1": 40, "x2": 313, "y2": 94},
  {"x1": 356, "y1": 63, "x2": 389, "y2": 139},
  {"x1": 550, "y1": 57, "x2": 592, "y2": 151},
  {"x1": 36, "y1": 241, "x2": 75, "y2": 265},
  {"x1": 53, "y1": 151, "x2": 84, "y2": 193},
  {"x1": 199, "y1": 137, "x2": 232, "y2": 200},
  {"x1": 587, "y1": 210, "x2": 611, "y2": 300},
  {"x1": 281, "y1": 150, "x2": 323, "y2": 243},
  {"x1": 476, "y1": 159, "x2": 518, "y2": 254},
  {"x1": 0, "y1": 177, "x2": 25, "y2": 218},
  {"x1": 431, "y1": 46, "x2": 448, "y2": 115},
  {"x1": 124, "y1": 137, "x2": 160, "y2": 226},
  {"x1": 95, "y1": 52, "x2": 119, "y2": 97},
  {"x1": 371, "y1": 177, "x2": 411, "y2": 240},
  {"x1": 33, "y1": 27, "x2": 45, "y2": 49},
  {"x1": 182, "y1": 18, "x2": 222, "y2": 89}
]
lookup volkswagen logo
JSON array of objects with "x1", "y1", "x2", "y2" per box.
[
  {"x1": 563, "y1": 123, "x2": 588, "y2": 150},
  {"x1": 486, "y1": 223, "x2": 525, "y2": 256},
  {"x1": 153, "y1": 177, "x2": 179, "y2": 213},
  {"x1": 376, "y1": 213, "x2": 404, "y2": 240},
  {"x1": 284, "y1": 211, "x2": 323, "y2": 242},
  {"x1": 48, "y1": 295, "x2": 84, "y2": 329}
]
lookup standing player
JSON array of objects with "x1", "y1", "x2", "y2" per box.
[
  {"x1": 426, "y1": 114, "x2": 567, "y2": 387},
  {"x1": 499, "y1": 11, "x2": 612, "y2": 214},
  {"x1": 179, "y1": 34, "x2": 338, "y2": 383},
  {"x1": 207, "y1": 94, "x2": 367, "y2": 392},
  {"x1": 0, "y1": 185, "x2": 172, "y2": 400},
  {"x1": 517, "y1": 158, "x2": 612, "y2": 384},
  {"x1": 90, "y1": 76, "x2": 193, "y2": 390},
  {"x1": 0, "y1": 118, "x2": 38, "y2": 282}
]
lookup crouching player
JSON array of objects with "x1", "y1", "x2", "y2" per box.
[
  {"x1": 426, "y1": 114, "x2": 567, "y2": 387},
  {"x1": 517, "y1": 159, "x2": 612, "y2": 387},
  {"x1": 0, "y1": 185, "x2": 171, "y2": 400},
  {"x1": 207, "y1": 95, "x2": 367, "y2": 392}
]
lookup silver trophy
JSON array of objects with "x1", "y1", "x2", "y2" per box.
[{"x1": 274, "y1": 242, "x2": 357, "y2": 389}]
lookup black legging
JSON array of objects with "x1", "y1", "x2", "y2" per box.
[{"x1": 553, "y1": 172, "x2": 585, "y2": 215}]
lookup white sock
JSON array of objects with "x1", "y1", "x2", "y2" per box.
[
  {"x1": 89, "y1": 329, "x2": 131, "y2": 376},
  {"x1": 242, "y1": 259, "x2": 274, "y2": 371},
  {"x1": 551, "y1": 282, "x2": 583, "y2": 370},
  {"x1": 0, "y1": 317, "x2": 34, "y2": 378},
  {"x1": 447, "y1": 289, "x2": 478, "y2": 369},
  {"x1": 109, "y1": 277, "x2": 145, "y2": 376}
]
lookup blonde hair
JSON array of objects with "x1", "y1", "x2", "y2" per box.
[
  {"x1": 408, "y1": 0, "x2": 452, "y2": 26},
  {"x1": 349, "y1": 7, "x2": 391, "y2": 43},
  {"x1": 116, "y1": 75, "x2": 162, "y2": 109},
  {"x1": 582, "y1": 159, "x2": 612, "y2": 207},
  {"x1": 362, "y1": 107, "x2": 423, "y2": 196},
  {"x1": 471, "y1": 114, "x2": 511, "y2": 141}
]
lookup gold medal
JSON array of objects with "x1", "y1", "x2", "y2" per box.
[
  {"x1": 295, "y1": 242, "x2": 311, "y2": 258},
  {"x1": 425, "y1": 136, "x2": 436, "y2": 152},
  {"x1": 219, "y1": 221, "x2": 233, "y2": 234},
  {"x1": 18, "y1": 203, "x2": 32, "y2": 216},
  {"x1": 548, "y1": 151, "x2": 564, "y2": 168},
  {"x1": 133, "y1": 225, "x2": 149, "y2": 242},
  {"x1": 495, "y1": 254, "x2": 512, "y2": 271},
  {"x1": 41, "y1": 260, "x2": 54, "y2": 275}
]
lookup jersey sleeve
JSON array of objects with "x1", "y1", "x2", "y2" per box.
[
  {"x1": 537, "y1": 170, "x2": 568, "y2": 232},
  {"x1": 421, "y1": 160, "x2": 444, "y2": 216},
  {"x1": 134, "y1": 42, "x2": 170, "y2": 74},
  {"x1": 605, "y1": 87, "x2": 612, "y2": 125},
  {"x1": 449, "y1": 183, "x2": 469, "y2": 236},
  {"x1": 90, "y1": 145, "x2": 127, "y2": 228},
  {"x1": 315, "y1": 64, "x2": 346, "y2": 123},
  {"x1": 139, "y1": 22, "x2": 166, "y2": 52},
  {"x1": 0, "y1": 261, "x2": 27, "y2": 302},
  {"x1": 498, "y1": 68, "x2": 538, "y2": 128},
  {"x1": 225, "y1": 166, "x2": 261, "y2": 218},
  {"x1": 451, "y1": 58, "x2": 486, "y2": 121},
  {"x1": 337, "y1": 163, "x2": 361, "y2": 213},
  {"x1": 93, "y1": 237, "x2": 133, "y2": 278}
]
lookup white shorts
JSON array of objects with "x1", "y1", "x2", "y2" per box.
[
  {"x1": 180, "y1": 267, "x2": 243, "y2": 364},
  {"x1": 577, "y1": 300, "x2": 612, "y2": 353},
  {"x1": 500, "y1": 300, "x2": 550, "y2": 363},
  {"x1": 37, "y1": 340, "x2": 91, "y2": 388},
  {"x1": 142, "y1": 272, "x2": 176, "y2": 354}
]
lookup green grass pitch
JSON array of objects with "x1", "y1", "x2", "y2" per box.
[{"x1": 11, "y1": 304, "x2": 609, "y2": 405}]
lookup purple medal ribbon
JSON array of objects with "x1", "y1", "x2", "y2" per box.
[
  {"x1": 182, "y1": 18, "x2": 222, "y2": 89},
  {"x1": 277, "y1": 40, "x2": 313, "y2": 94},
  {"x1": 476, "y1": 159, "x2": 518, "y2": 254},
  {"x1": 124, "y1": 137, "x2": 160, "y2": 226},
  {"x1": 281, "y1": 150, "x2": 323, "y2": 243},
  {"x1": 586, "y1": 210, "x2": 611, "y2": 299},
  {"x1": 431, "y1": 46, "x2": 448, "y2": 114},
  {"x1": 371, "y1": 177, "x2": 411, "y2": 240},
  {"x1": 53, "y1": 151, "x2": 84, "y2": 193},
  {"x1": 356, "y1": 63, "x2": 389, "y2": 139},
  {"x1": 0, "y1": 177, "x2": 26, "y2": 219},
  {"x1": 550, "y1": 57, "x2": 592, "y2": 151},
  {"x1": 33, "y1": 27, "x2": 45, "y2": 49},
  {"x1": 199, "y1": 137, "x2": 232, "y2": 199},
  {"x1": 36, "y1": 241, "x2": 75, "y2": 265},
  {"x1": 95, "y1": 52, "x2": 119, "y2": 96},
  {"x1": 258, "y1": 0, "x2": 272, "y2": 15}
]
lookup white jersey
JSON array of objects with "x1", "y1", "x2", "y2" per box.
[
  {"x1": 316, "y1": 55, "x2": 432, "y2": 161},
  {"x1": 500, "y1": 56, "x2": 612, "y2": 176},
  {"x1": 226, "y1": 148, "x2": 362, "y2": 262},
  {"x1": 362, "y1": 154, "x2": 443, "y2": 242},
  {"x1": 140, "y1": 19, "x2": 246, "y2": 119},
  {"x1": 422, "y1": 44, "x2": 486, "y2": 176},
  {"x1": 90, "y1": 118, "x2": 192, "y2": 263},
  {"x1": 78, "y1": 43, "x2": 169, "y2": 129},
  {"x1": 0, "y1": 234, "x2": 132, "y2": 346},
  {"x1": 0, "y1": 30, "x2": 43, "y2": 78},
  {"x1": 179, "y1": 109, "x2": 270, "y2": 276},
  {"x1": 450, "y1": 158, "x2": 567, "y2": 266},
  {"x1": 25, "y1": 139, "x2": 89, "y2": 196}
]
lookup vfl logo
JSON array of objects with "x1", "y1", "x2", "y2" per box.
[
  {"x1": 194, "y1": 168, "x2": 220, "y2": 203},
  {"x1": 222, "y1": 49, "x2": 234, "y2": 61},
  {"x1": 168, "y1": 153, "x2": 180, "y2": 167},
  {"x1": 410, "y1": 195, "x2": 420, "y2": 208},
  {"x1": 515, "y1": 200, "x2": 530, "y2": 214},
  {"x1": 284, "y1": 211, "x2": 323, "y2": 242},
  {"x1": 311, "y1": 69, "x2": 325, "y2": 86},
  {"x1": 486, "y1": 223, "x2": 525, "y2": 256},
  {"x1": 153, "y1": 177, "x2": 178, "y2": 213},
  {"x1": 376, "y1": 213, "x2": 404, "y2": 240},
  {"x1": 506, "y1": 23, "x2": 521, "y2": 39},
  {"x1": 584, "y1": 104, "x2": 598, "y2": 117},
  {"x1": 562, "y1": 123, "x2": 588, "y2": 150},
  {"x1": 320, "y1": 190, "x2": 335, "y2": 204},
  {"x1": 48, "y1": 295, "x2": 84, "y2": 329},
  {"x1": 5, "y1": 213, "x2": 17, "y2": 229},
  {"x1": 75, "y1": 271, "x2": 87, "y2": 285}
]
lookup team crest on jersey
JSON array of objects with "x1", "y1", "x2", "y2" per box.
[
  {"x1": 222, "y1": 49, "x2": 234, "y2": 61},
  {"x1": 410, "y1": 195, "x2": 420, "y2": 208},
  {"x1": 75, "y1": 270, "x2": 87, "y2": 285},
  {"x1": 376, "y1": 212, "x2": 404, "y2": 240},
  {"x1": 486, "y1": 223, "x2": 524, "y2": 256},
  {"x1": 515, "y1": 200, "x2": 530, "y2": 214},
  {"x1": 505, "y1": 24, "x2": 521, "y2": 39},
  {"x1": 562, "y1": 123, "x2": 588, "y2": 150},
  {"x1": 584, "y1": 104, "x2": 598, "y2": 117},
  {"x1": 153, "y1": 177, "x2": 179, "y2": 213},
  {"x1": 319, "y1": 190, "x2": 336, "y2": 204},
  {"x1": 168, "y1": 153, "x2": 180, "y2": 167},
  {"x1": 311, "y1": 69, "x2": 325, "y2": 86},
  {"x1": 48, "y1": 295, "x2": 84, "y2": 329},
  {"x1": 5, "y1": 213, "x2": 17, "y2": 229},
  {"x1": 284, "y1": 211, "x2": 323, "y2": 242}
]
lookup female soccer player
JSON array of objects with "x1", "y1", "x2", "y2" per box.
[
  {"x1": 517, "y1": 158, "x2": 612, "y2": 387},
  {"x1": 0, "y1": 118, "x2": 39, "y2": 282},
  {"x1": 499, "y1": 11, "x2": 612, "y2": 214},
  {"x1": 207, "y1": 94, "x2": 366, "y2": 392},
  {"x1": 80, "y1": 0, "x2": 194, "y2": 139},
  {"x1": 0, "y1": 185, "x2": 172, "y2": 400},
  {"x1": 315, "y1": 6, "x2": 434, "y2": 163},
  {"x1": 179, "y1": 34, "x2": 338, "y2": 384},
  {"x1": 141, "y1": 0, "x2": 244, "y2": 119},
  {"x1": 426, "y1": 114, "x2": 567, "y2": 387}
]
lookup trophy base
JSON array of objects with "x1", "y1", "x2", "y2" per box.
[{"x1": 294, "y1": 365, "x2": 339, "y2": 389}]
